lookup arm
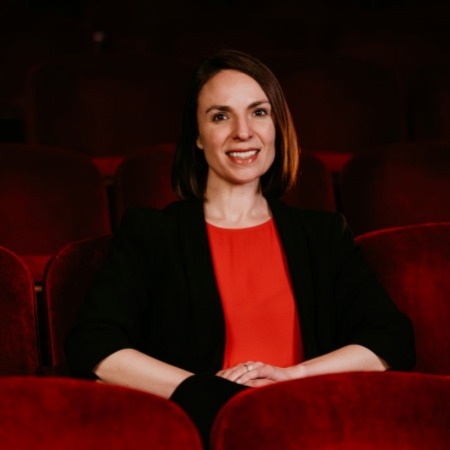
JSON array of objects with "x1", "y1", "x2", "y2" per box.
[
  {"x1": 94, "y1": 349, "x2": 193, "y2": 398},
  {"x1": 218, "y1": 211, "x2": 413, "y2": 387},
  {"x1": 218, "y1": 344, "x2": 388, "y2": 387},
  {"x1": 65, "y1": 209, "x2": 194, "y2": 394}
]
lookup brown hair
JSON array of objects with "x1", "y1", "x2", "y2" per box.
[{"x1": 172, "y1": 49, "x2": 299, "y2": 199}]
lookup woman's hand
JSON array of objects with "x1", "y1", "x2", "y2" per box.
[
  {"x1": 216, "y1": 345, "x2": 388, "y2": 388},
  {"x1": 217, "y1": 361, "x2": 304, "y2": 387}
]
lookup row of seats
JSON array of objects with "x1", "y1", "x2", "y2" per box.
[
  {"x1": 1, "y1": 371, "x2": 449, "y2": 449},
  {"x1": 1, "y1": 221, "x2": 449, "y2": 377},
  {"x1": 20, "y1": 53, "x2": 450, "y2": 166},
  {"x1": 2, "y1": 141, "x2": 450, "y2": 280},
  {"x1": 2, "y1": 4, "x2": 450, "y2": 123},
  {"x1": 3, "y1": 36, "x2": 450, "y2": 160}
]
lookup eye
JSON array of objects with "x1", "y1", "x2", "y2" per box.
[
  {"x1": 254, "y1": 108, "x2": 269, "y2": 117},
  {"x1": 212, "y1": 112, "x2": 228, "y2": 122}
]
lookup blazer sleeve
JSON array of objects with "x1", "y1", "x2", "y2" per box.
[
  {"x1": 331, "y1": 214, "x2": 416, "y2": 370},
  {"x1": 64, "y1": 209, "x2": 157, "y2": 378}
]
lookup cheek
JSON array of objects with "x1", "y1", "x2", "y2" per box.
[
  {"x1": 260, "y1": 122, "x2": 276, "y2": 149},
  {"x1": 197, "y1": 126, "x2": 226, "y2": 151},
  {"x1": 265, "y1": 126, "x2": 277, "y2": 165}
]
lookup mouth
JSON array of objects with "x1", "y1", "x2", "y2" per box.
[{"x1": 226, "y1": 149, "x2": 260, "y2": 163}]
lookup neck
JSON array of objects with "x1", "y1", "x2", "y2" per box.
[{"x1": 204, "y1": 183, "x2": 271, "y2": 229}]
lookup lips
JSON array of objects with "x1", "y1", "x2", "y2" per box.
[{"x1": 226, "y1": 149, "x2": 260, "y2": 163}]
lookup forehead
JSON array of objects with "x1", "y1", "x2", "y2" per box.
[{"x1": 198, "y1": 70, "x2": 267, "y2": 105}]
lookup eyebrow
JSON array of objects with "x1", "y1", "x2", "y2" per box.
[{"x1": 204, "y1": 99, "x2": 271, "y2": 114}]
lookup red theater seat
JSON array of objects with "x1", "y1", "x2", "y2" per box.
[
  {"x1": 278, "y1": 55, "x2": 404, "y2": 172},
  {"x1": 338, "y1": 141, "x2": 450, "y2": 235},
  {"x1": 0, "y1": 8, "x2": 89, "y2": 138},
  {"x1": 356, "y1": 222, "x2": 450, "y2": 375},
  {"x1": 0, "y1": 144, "x2": 111, "y2": 281},
  {"x1": 0, "y1": 245, "x2": 39, "y2": 375},
  {"x1": 409, "y1": 61, "x2": 450, "y2": 141},
  {"x1": 211, "y1": 371, "x2": 450, "y2": 450},
  {"x1": 0, "y1": 376, "x2": 202, "y2": 449},
  {"x1": 113, "y1": 144, "x2": 178, "y2": 224},
  {"x1": 331, "y1": 10, "x2": 450, "y2": 88},
  {"x1": 25, "y1": 54, "x2": 191, "y2": 177},
  {"x1": 42, "y1": 236, "x2": 111, "y2": 373},
  {"x1": 282, "y1": 153, "x2": 336, "y2": 211}
]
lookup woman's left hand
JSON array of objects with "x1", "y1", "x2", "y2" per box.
[{"x1": 217, "y1": 361, "x2": 300, "y2": 387}]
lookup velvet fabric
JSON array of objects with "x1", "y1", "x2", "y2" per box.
[
  {"x1": 0, "y1": 245, "x2": 39, "y2": 375},
  {"x1": 333, "y1": 23, "x2": 449, "y2": 89},
  {"x1": 0, "y1": 144, "x2": 111, "y2": 281},
  {"x1": 282, "y1": 153, "x2": 336, "y2": 211},
  {"x1": 211, "y1": 372, "x2": 450, "y2": 450},
  {"x1": 356, "y1": 222, "x2": 450, "y2": 375},
  {"x1": 0, "y1": 11, "x2": 89, "y2": 128},
  {"x1": 278, "y1": 56, "x2": 403, "y2": 172},
  {"x1": 409, "y1": 61, "x2": 450, "y2": 140},
  {"x1": 26, "y1": 54, "x2": 191, "y2": 158},
  {"x1": 113, "y1": 144, "x2": 179, "y2": 224},
  {"x1": 0, "y1": 376, "x2": 202, "y2": 449},
  {"x1": 339, "y1": 142, "x2": 450, "y2": 235},
  {"x1": 42, "y1": 235, "x2": 111, "y2": 373}
]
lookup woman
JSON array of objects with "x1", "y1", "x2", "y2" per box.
[{"x1": 65, "y1": 49, "x2": 415, "y2": 445}]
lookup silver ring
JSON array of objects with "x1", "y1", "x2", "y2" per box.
[{"x1": 244, "y1": 364, "x2": 252, "y2": 372}]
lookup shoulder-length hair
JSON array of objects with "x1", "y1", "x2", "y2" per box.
[{"x1": 172, "y1": 49, "x2": 299, "y2": 200}]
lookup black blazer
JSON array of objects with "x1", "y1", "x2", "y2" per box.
[{"x1": 65, "y1": 199, "x2": 415, "y2": 377}]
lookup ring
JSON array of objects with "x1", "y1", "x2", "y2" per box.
[{"x1": 244, "y1": 364, "x2": 252, "y2": 372}]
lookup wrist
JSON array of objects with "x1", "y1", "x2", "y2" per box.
[{"x1": 287, "y1": 363, "x2": 308, "y2": 380}]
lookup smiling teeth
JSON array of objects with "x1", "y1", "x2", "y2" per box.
[{"x1": 228, "y1": 150, "x2": 258, "y2": 159}]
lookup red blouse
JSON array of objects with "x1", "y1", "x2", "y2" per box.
[{"x1": 206, "y1": 218, "x2": 304, "y2": 369}]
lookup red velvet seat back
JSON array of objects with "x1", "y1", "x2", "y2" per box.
[
  {"x1": 409, "y1": 62, "x2": 450, "y2": 140},
  {"x1": 0, "y1": 144, "x2": 111, "y2": 280},
  {"x1": 339, "y1": 142, "x2": 450, "y2": 235},
  {"x1": 0, "y1": 246, "x2": 39, "y2": 374},
  {"x1": 26, "y1": 54, "x2": 190, "y2": 158},
  {"x1": 42, "y1": 236, "x2": 111, "y2": 372},
  {"x1": 0, "y1": 9, "x2": 89, "y2": 127},
  {"x1": 211, "y1": 372, "x2": 450, "y2": 450},
  {"x1": 0, "y1": 377, "x2": 202, "y2": 449},
  {"x1": 332, "y1": 11, "x2": 450, "y2": 88},
  {"x1": 113, "y1": 144, "x2": 179, "y2": 224},
  {"x1": 282, "y1": 153, "x2": 336, "y2": 211},
  {"x1": 278, "y1": 55, "x2": 403, "y2": 171},
  {"x1": 356, "y1": 222, "x2": 450, "y2": 374}
]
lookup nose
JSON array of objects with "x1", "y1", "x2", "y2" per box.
[{"x1": 233, "y1": 115, "x2": 253, "y2": 140}]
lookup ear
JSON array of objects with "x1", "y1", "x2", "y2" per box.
[{"x1": 196, "y1": 136, "x2": 204, "y2": 150}]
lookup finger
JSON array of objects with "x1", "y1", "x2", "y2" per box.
[
  {"x1": 235, "y1": 362, "x2": 266, "y2": 384},
  {"x1": 241, "y1": 361, "x2": 256, "y2": 374},
  {"x1": 228, "y1": 362, "x2": 257, "y2": 382},
  {"x1": 217, "y1": 368, "x2": 238, "y2": 380},
  {"x1": 244, "y1": 379, "x2": 275, "y2": 388},
  {"x1": 217, "y1": 362, "x2": 256, "y2": 382}
]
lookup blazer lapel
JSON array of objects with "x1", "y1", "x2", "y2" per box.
[
  {"x1": 268, "y1": 198, "x2": 320, "y2": 359},
  {"x1": 177, "y1": 200, "x2": 226, "y2": 372}
]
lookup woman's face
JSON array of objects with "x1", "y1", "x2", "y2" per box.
[{"x1": 196, "y1": 70, "x2": 276, "y2": 192}]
